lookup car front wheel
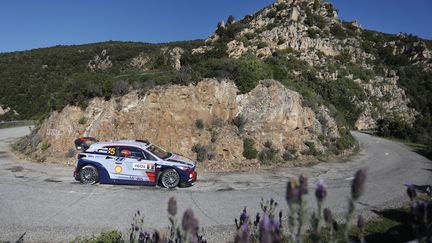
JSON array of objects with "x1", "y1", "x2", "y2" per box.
[
  {"x1": 80, "y1": 165, "x2": 99, "y2": 184},
  {"x1": 160, "y1": 169, "x2": 180, "y2": 189}
]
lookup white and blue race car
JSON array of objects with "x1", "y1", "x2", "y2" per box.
[{"x1": 73, "y1": 138, "x2": 197, "y2": 188}]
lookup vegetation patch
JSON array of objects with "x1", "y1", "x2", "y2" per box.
[{"x1": 243, "y1": 138, "x2": 258, "y2": 159}]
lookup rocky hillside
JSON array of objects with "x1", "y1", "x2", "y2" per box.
[
  {"x1": 7, "y1": 0, "x2": 432, "y2": 167},
  {"x1": 188, "y1": 0, "x2": 430, "y2": 130},
  {"x1": 16, "y1": 79, "x2": 344, "y2": 171}
]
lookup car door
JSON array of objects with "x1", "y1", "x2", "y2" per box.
[
  {"x1": 117, "y1": 146, "x2": 157, "y2": 183},
  {"x1": 99, "y1": 146, "x2": 125, "y2": 181}
]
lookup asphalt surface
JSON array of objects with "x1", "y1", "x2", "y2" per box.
[{"x1": 0, "y1": 127, "x2": 431, "y2": 242}]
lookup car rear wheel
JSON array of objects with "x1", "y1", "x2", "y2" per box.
[
  {"x1": 160, "y1": 169, "x2": 180, "y2": 189},
  {"x1": 80, "y1": 165, "x2": 99, "y2": 184}
]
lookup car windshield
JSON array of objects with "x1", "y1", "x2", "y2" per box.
[{"x1": 147, "y1": 145, "x2": 171, "y2": 159}]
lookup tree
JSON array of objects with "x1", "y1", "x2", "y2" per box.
[{"x1": 227, "y1": 15, "x2": 235, "y2": 25}]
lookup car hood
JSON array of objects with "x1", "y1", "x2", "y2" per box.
[{"x1": 166, "y1": 153, "x2": 195, "y2": 167}]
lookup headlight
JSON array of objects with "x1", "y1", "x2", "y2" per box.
[{"x1": 176, "y1": 165, "x2": 190, "y2": 170}]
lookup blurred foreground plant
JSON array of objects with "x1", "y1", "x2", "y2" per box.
[{"x1": 233, "y1": 168, "x2": 368, "y2": 243}]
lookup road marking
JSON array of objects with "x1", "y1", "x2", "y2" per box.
[{"x1": 385, "y1": 152, "x2": 389, "y2": 155}]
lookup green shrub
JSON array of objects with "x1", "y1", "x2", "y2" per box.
[
  {"x1": 227, "y1": 15, "x2": 235, "y2": 25},
  {"x1": 276, "y1": 2, "x2": 287, "y2": 11},
  {"x1": 336, "y1": 128, "x2": 357, "y2": 151},
  {"x1": 112, "y1": 80, "x2": 129, "y2": 96},
  {"x1": 330, "y1": 24, "x2": 346, "y2": 39},
  {"x1": 282, "y1": 150, "x2": 296, "y2": 161},
  {"x1": 304, "y1": 9, "x2": 326, "y2": 29},
  {"x1": 325, "y1": 3, "x2": 335, "y2": 17},
  {"x1": 258, "y1": 141, "x2": 279, "y2": 165},
  {"x1": 244, "y1": 32, "x2": 255, "y2": 40},
  {"x1": 195, "y1": 119, "x2": 204, "y2": 130},
  {"x1": 41, "y1": 141, "x2": 51, "y2": 151},
  {"x1": 233, "y1": 115, "x2": 247, "y2": 132},
  {"x1": 307, "y1": 28, "x2": 320, "y2": 38},
  {"x1": 335, "y1": 50, "x2": 352, "y2": 63},
  {"x1": 72, "y1": 230, "x2": 122, "y2": 243},
  {"x1": 266, "y1": 10, "x2": 277, "y2": 19},
  {"x1": 376, "y1": 117, "x2": 414, "y2": 140},
  {"x1": 304, "y1": 141, "x2": 321, "y2": 156},
  {"x1": 192, "y1": 143, "x2": 211, "y2": 162},
  {"x1": 243, "y1": 138, "x2": 258, "y2": 159},
  {"x1": 257, "y1": 41, "x2": 268, "y2": 49},
  {"x1": 78, "y1": 117, "x2": 87, "y2": 125}
]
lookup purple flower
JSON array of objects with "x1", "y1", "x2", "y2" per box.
[
  {"x1": 182, "y1": 209, "x2": 198, "y2": 234},
  {"x1": 351, "y1": 169, "x2": 367, "y2": 200},
  {"x1": 168, "y1": 197, "x2": 177, "y2": 216},
  {"x1": 410, "y1": 202, "x2": 419, "y2": 223},
  {"x1": 406, "y1": 184, "x2": 417, "y2": 201},
  {"x1": 323, "y1": 208, "x2": 333, "y2": 226},
  {"x1": 357, "y1": 215, "x2": 365, "y2": 230},
  {"x1": 240, "y1": 207, "x2": 249, "y2": 225},
  {"x1": 299, "y1": 175, "x2": 308, "y2": 195},
  {"x1": 235, "y1": 224, "x2": 251, "y2": 243},
  {"x1": 315, "y1": 181, "x2": 327, "y2": 202},
  {"x1": 286, "y1": 178, "x2": 301, "y2": 204},
  {"x1": 418, "y1": 200, "x2": 428, "y2": 219},
  {"x1": 259, "y1": 214, "x2": 272, "y2": 243},
  {"x1": 254, "y1": 213, "x2": 261, "y2": 226}
]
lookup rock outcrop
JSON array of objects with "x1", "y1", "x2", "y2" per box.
[
  {"x1": 87, "y1": 49, "x2": 113, "y2": 71},
  {"x1": 355, "y1": 71, "x2": 417, "y2": 130},
  {"x1": 130, "y1": 52, "x2": 151, "y2": 70},
  {"x1": 36, "y1": 79, "x2": 339, "y2": 171},
  {"x1": 0, "y1": 106, "x2": 10, "y2": 116}
]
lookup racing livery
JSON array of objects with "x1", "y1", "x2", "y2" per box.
[{"x1": 73, "y1": 139, "x2": 197, "y2": 188}]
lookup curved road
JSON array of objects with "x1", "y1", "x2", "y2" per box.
[{"x1": 0, "y1": 127, "x2": 431, "y2": 242}]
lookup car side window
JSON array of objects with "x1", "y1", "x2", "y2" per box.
[
  {"x1": 100, "y1": 146, "x2": 117, "y2": 156},
  {"x1": 143, "y1": 151, "x2": 157, "y2": 161},
  {"x1": 118, "y1": 146, "x2": 144, "y2": 160}
]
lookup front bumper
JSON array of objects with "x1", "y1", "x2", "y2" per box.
[{"x1": 180, "y1": 170, "x2": 197, "y2": 187}]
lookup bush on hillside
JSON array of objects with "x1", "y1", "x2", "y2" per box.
[
  {"x1": 243, "y1": 138, "x2": 258, "y2": 159},
  {"x1": 258, "y1": 140, "x2": 279, "y2": 165}
]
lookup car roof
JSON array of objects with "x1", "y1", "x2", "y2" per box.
[{"x1": 88, "y1": 140, "x2": 151, "y2": 150}]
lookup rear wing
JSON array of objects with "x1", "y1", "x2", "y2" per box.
[{"x1": 74, "y1": 137, "x2": 98, "y2": 151}]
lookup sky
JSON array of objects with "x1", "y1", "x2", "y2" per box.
[{"x1": 0, "y1": 0, "x2": 431, "y2": 53}]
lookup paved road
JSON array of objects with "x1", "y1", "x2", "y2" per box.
[{"x1": 0, "y1": 127, "x2": 431, "y2": 242}]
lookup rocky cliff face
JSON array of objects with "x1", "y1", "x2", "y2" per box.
[
  {"x1": 193, "y1": 0, "x2": 426, "y2": 130},
  {"x1": 35, "y1": 79, "x2": 339, "y2": 171}
]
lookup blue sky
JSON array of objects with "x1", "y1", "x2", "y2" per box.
[{"x1": 0, "y1": 0, "x2": 431, "y2": 53}]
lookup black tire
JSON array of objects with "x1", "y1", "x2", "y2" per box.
[
  {"x1": 160, "y1": 169, "x2": 180, "y2": 189},
  {"x1": 79, "y1": 165, "x2": 99, "y2": 185}
]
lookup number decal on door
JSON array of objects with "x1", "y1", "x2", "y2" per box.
[{"x1": 108, "y1": 147, "x2": 116, "y2": 155}]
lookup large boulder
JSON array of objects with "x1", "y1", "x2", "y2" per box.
[{"x1": 36, "y1": 79, "x2": 339, "y2": 171}]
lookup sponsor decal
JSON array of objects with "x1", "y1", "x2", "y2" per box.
[
  {"x1": 129, "y1": 176, "x2": 145, "y2": 181},
  {"x1": 133, "y1": 163, "x2": 155, "y2": 171},
  {"x1": 114, "y1": 165, "x2": 123, "y2": 173},
  {"x1": 98, "y1": 148, "x2": 109, "y2": 154},
  {"x1": 133, "y1": 163, "x2": 148, "y2": 170}
]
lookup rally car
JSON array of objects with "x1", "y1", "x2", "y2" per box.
[{"x1": 73, "y1": 138, "x2": 197, "y2": 188}]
